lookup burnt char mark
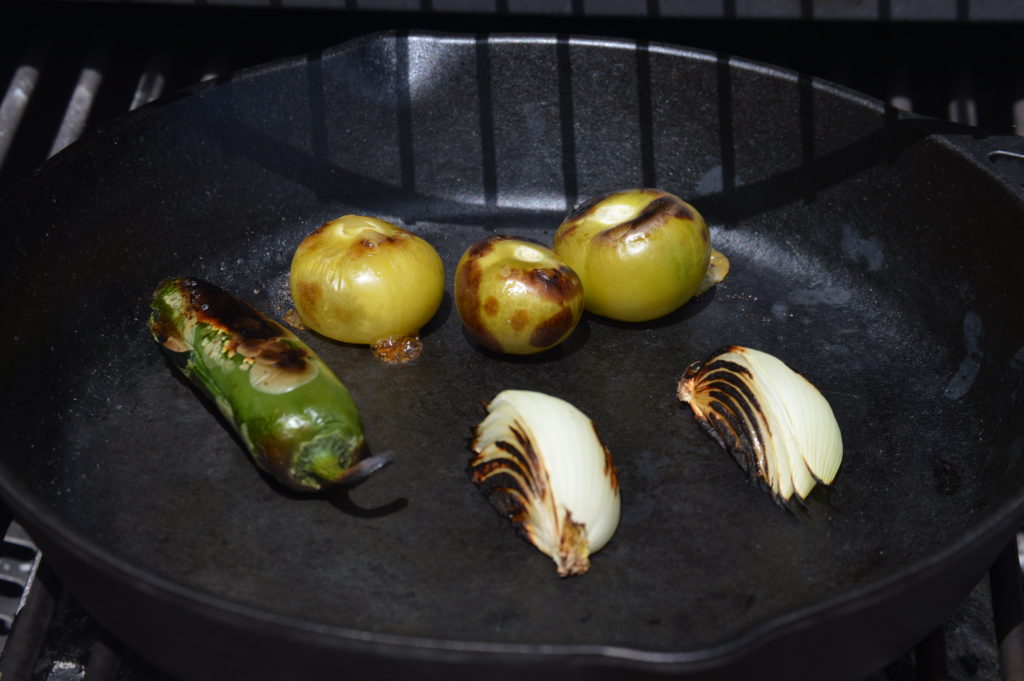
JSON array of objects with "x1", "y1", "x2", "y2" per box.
[
  {"x1": 703, "y1": 397, "x2": 745, "y2": 453},
  {"x1": 466, "y1": 234, "x2": 509, "y2": 260},
  {"x1": 702, "y1": 359, "x2": 753, "y2": 380},
  {"x1": 149, "y1": 312, "x2": 185, "y2": 352},
  {"x1": 470, "y1": 458, "x2": 533, "y2": 524},
  {"x1": 704, "y1": 404, "x2": 761, "y2": 482},
  {"x1": 709, "y1": 383, "x2": 767, "y2": 447},
  {"x1": 706, "y1": 345, "x2": 744, "y2": 362},
  {"x1": 525, "y1": 265, "x2": 581, "y2": 303},
  {"x1": 184, "y1": 278, "x2": 312, "y2": 373},
  {"x1": 704, "y1": 368, "x2": 760, "y2": 409},
  {"x1": 706, "y1": 374, "x2": 767, "y2": 438},
  {"x1": 555, "y1": 192, "x2": 621, "y2": 245},
  {"x1": 596, "y1": 195, "x2": 694, "y2": 244},
  {"x1": 470, "y1": 426, "x2": 547, "y2": 501},
  {"x1": 510, "y1": 423, "x2": 548, "y2": 498},
  {"x1": 455, "y1": 256, "x2": 503, "y2": 351},
  {"x1": 491, "y1": 440, "x2": 535, "y2": 486},
  {"x1": 564, "y1": 192, "x2": 612, "y2": 223},
  {"x1": 557, "y1": 189, "x2": 654, "y2": 244},
  {"x1": 185, "y1": 277, "x2": 281, "y2": 341},
  {"x1": 351, "y1": 230, "x2": 405, "y2": 257},
  {"x1": 470, "y1": 456, "x2": 523, "y2": 484},
  {"x1": 693, "y1": 409, "x2": 729, "y2": 452},
  {"x1": 593, "y1": 425, "x2": 620, "y2": 493},
  {"x1": 485, "y1": 486, "x2": 531, "y2": 523},
  {"x1": 681, "y1": 359, "x2": 704, "y2": 383},
  {"x1": 250, "y1": 437, "x2": 296, "y2": 490},
  {"x1": 553, "y1": 220, "x2": 579, "y2": 245},
  {"x1": 529, "y1": 306, "x2": 575, "y2": 349},
  {"x1": 707, "y1": 390, "x2": 765, "y2": 477},
  {"x1": 295, "y1": 281, "x2": 323, "y2": 317},
  {"x1": 253, "y1": 340, "x2": 310, "y2": 370},
  {"x1": 509, "y1": 309, "x2": 530, "y2": 332}
]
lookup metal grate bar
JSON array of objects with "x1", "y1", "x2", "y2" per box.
[
  {"x1": 0, "y1": 32, "x2": 52, "y2": 171},
  {"x1": 200, "y1": 37, "x2": 239, "y2": 83},
  {"x1": 991, "y1": 538, "x2": 1024, "y2": 681},
  {"x1": 947, "y1": 38, "x2": 978, "y2": 128},
  {"x1": 130, "y1": 29, "x2": 181, "y2": 111},
  {"x1": 886, "y1": 44, "x2": 914, "y2": 115},
  {"x1": 0, "y1": 559, "x2": 57, "y2": 681},
  {"x1": 1015, "y1": 61, "x2": 1024, "y2": 136},
  {"x1": 0, "y1": 509, "x2": 15, "y2": 643},
  {"x1": 47, "y1": 34, "x2": 112, "y2": 158},
  {"x1": 1, "y1": 521, "x2": 38, "y2": 655}
]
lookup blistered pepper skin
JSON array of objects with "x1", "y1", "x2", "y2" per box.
[{"x1": 148, "y1": 277, "x2": 371, "y2": 492}]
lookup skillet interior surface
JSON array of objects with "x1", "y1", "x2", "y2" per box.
[{"x1": 2, "y1": 32, "x2": 1023, "y2": 660}]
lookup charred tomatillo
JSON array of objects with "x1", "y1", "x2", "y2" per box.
[
  {"x1": 455, "y1": 236, "x2": 584, "y2": 355},
  {"x1": 553, "y1": 189, "x2": 714, "y2": 322}
]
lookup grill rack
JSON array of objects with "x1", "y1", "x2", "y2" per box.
[{"x1": 2, "y1": 2, "x2": 1023, "y2": 679}]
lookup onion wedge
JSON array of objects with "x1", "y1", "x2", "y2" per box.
[
  {"x1": 677, "y1": 346, "x2": 843, "y2": 504},
  {"x1": 469, "y1": 390, "x2": 621, "y2": 576}
]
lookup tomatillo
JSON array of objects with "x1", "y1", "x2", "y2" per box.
[
  {"x1": 455, "y1": 236, "x2": 584, "y2": 355},
  {"x1": 289, "y1": 215, "x2": 444, "y2": 363},
  {"x1": 553, "y1": 189, "x2": 722, "y2": 322}
]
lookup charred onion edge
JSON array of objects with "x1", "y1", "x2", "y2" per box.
[
  {"x1": 678, "y1": 345, "x2": 842, "y2": 507},
  {"x1": 468, "y1": 391, "x2": 620, "y2": 576}
]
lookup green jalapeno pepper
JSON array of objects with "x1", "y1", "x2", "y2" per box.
[{"x1": 148, "y1": 277, "x2": 388, "y2": 492}]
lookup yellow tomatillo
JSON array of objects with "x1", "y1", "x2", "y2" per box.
[
  {"x1": 289, "y1": 215, "x2": 445, "y2": 363},
  {"x1": 454, "y1": 236, "x2": 584, "y2": 355},
  {"x1": 553, "y1": 188, "x2": 724, "y2": 322}
]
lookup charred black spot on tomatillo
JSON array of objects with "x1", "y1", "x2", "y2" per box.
[
  {"x1": 454, "y1": 257, "x2": 500, "y2": 350},
  {"x1": 466, "y1": 235, "x2": 505, "y2": 259},
  {"x1": 530, "y1": 307, "x2": 575, "y2": 348},
  {"x1": 527, "y1": 266, "x2": 581, "y2": 303},
  {"x1": 354, "y1": 231, "x2": 402, "y2": 254},
  {"x1": 564, "y1": 192, "x2": 609, "y2": 223}
]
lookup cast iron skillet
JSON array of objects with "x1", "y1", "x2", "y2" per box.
[{"x1": 2, "y1": 32, "x2": 1024, "y2": 681}]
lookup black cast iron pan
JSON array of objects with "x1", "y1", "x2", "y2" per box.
[{"x1": 2, "y1": 32, "x2": 1024, "y2": 681}]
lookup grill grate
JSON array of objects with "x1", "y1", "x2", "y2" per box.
[{"x1": 1, "y1": 3, "x2": 1023, "y2": 680}]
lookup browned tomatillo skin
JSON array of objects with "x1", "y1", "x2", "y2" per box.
[
  {"x1": 553, "y1": 188, "x2": 720, "y2": 322},
  {"x1": 148, "y1": 277, "x2": 390, "y2": 492},
  {"x1": 454, "y1": 236, "x2": 584, "y2": 355}
]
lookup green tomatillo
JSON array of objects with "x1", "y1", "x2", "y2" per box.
[
  {"x1": 289, "y1": 215, "x2": 445, "y2": 364},
  {"x1": 455, "y1": 236, "x2": 584, "y2": 355},
  {"x1": 553, "y1": 188, "x2": 728, "y2": 322}
]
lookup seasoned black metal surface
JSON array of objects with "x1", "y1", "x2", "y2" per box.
[{"x1": 1, "y1": 32, "x2": 1024, "y2": 680}]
